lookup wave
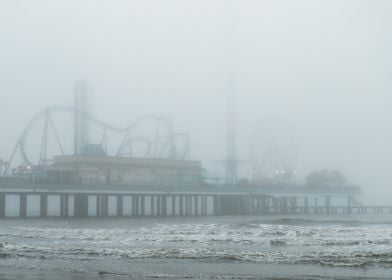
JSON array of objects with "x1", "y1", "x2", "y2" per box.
[
  {"x1": 2, "y1": 222, "x2": 392, "y2": 252},
  {"x1": 2, "y1": 220, "x2": 392, "y2": 270},
  {"x1": 243, "y1": 217, "x2": 392, "y2": 226},
  {"x1": 2, "y1": 241, "x2": 392, "y2": 268}
]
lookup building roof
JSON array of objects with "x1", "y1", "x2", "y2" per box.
[{"x1": 52, "y1": 155, "x2": 202, "y2": 170}]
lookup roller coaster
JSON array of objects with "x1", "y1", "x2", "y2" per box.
[{"x1": 3, "y1": 105, "x2": 190, "y2": 176}]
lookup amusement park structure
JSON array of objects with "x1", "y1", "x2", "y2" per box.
[
  {"x1": 0, "y1": 82, "x2": 367, "y2": 219},
  {"x1": 2, "y1": 81, "x2": 199, "y2": 187}
]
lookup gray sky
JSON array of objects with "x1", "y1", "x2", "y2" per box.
[{"x1": 1, "y1": 0, "x2": 391, "y2": 203}]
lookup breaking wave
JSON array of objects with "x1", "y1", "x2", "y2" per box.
[
  {"x1": 1, "y1": 218, "x2": 392, "y2": 269},
  {"x1": 2, "y1": 243, "x2": 392, "y2": 268}
]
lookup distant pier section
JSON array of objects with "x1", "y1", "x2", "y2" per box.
[
  {"x1": 0, "y1": 87, "x2": 387, "y2": 219},
  {"x1": 0, "y1": 131, "x2": 380, "y2": 219},
  {"x1": 0, "y1": 180, "x2": 383, "y2": 219}
]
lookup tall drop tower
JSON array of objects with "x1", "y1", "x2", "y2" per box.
[
  {"x1": 74, "y1": 80, "x2": 90, "y2": 155},
  {"x1": 225, "y1": 0, "x2": 238, "y2": 186}
]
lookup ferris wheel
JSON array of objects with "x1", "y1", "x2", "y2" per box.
[{"x1": 249, "y1": 117, "x2": 298, "y2": 184}]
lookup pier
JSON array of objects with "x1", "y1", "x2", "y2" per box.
[
  {"x1": 0, "y1": 183, "x2": 384, "y2": 219},
  {"x1": 0, "y1": 93, "x2": 385, "y2": 219}
]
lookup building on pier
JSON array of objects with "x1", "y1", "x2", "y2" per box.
[{"x1": 27, "y1": 154, "x2": 203, "y2": 188}]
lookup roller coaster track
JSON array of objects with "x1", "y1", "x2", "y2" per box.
[{"x1": 4, "y1": 106, "x2": 190, "y2": 175}]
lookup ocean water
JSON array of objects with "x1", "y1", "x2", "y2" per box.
[{"x1": 1, "y1": 215, "x2": 392, "y2": 279}]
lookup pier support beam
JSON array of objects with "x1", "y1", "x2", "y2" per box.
[
  {"x1": 102, "y1": 195, "x2": 109, "y2": 217},
  {"x1": 141, "y1": 195, "x2": 145, "y2": 216},
  {"x1": 289, "y1": 197, "x2": 297, "y2": 214},
  {"x1": 314, "y1": 197, "x2": 319, "y2": 214},
  {"x1": 213, "y1": 196, "x2": 221, "y2": 215},
  {"x1": 179, "y1": 196, "x2": 184, "y2": 216},
  {"x1": 151, "y1": 196, "x2": 155, "y2": 216},
  {"x1": 156, "y1": 195, "x2": 161, "y2": 216},
  {"x1": 304, "y1": 197, "x2": 309, "y2": 214},
  {"x1": 74, "y1": 193, "x2": 88, "y2": 218},
  {"x1": 60, "y1": 194, "x2": 68, "y2": 217},
  {"x1": 132, "y1": 195, "x2": 138, "y2": 216},
  {"x1": 40, "y1": 194, "x2": 48, "y2": 218},
  {"x1": 204, "y1": 195, "x2": 209, "y2": 216},
  {"x1": 195, "y1": 196, "x2": 199, "y2": 216},
  {"x1": 117, "y1": 195, "x2": 123, "y2": 217},
  {"x1": 272, "y1": 197, "x2": 279, "y2": 214},
  {"x1": 280, "y1": 197, "x2": 288, "y2": 214},
  {"x1": 96, "y1": 195, "x2": 101, "y2": 217},
  {"x1": 185, "y1": 196, "x2": 190, "y2": 216},
  {"x1": 259, "y1": 197, "x2": 263, "y2": 214},
  {"x1": 244, "y1": 196, "x2": 252, "y2": 215},
  {"x1": 20, "y1": 194, "x2": 27, "y2": 218},
  {"x1": 325, "y1": 196, "x2": 331, "y2": 214},
  {"x1": 0, "y1": 193, "x2": 4, "y2": 218},
  {"x1": 172, "y1": 195, "x2": 176, "y2": 216},
  {"x1": 347, "y1": 197, "x2": 353, "y2": 214},
  {"x1": 65, "y1": 194, "x2": 69, "y2": 217},
  {"x1": 162, "y1": 195, "x2": 167, "y2": 216}
]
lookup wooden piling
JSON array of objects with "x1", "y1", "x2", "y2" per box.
[
  {"x1": 20, "y1": 193, "x2": 27, "y2": 218},
  {"x1": 304, "y1": 197, "x2": 309, "y2": 214},
  {"x1": 172, "y1": 195, "x2": 176, "y2": 216},
  {"x1": 0, "y1": 193, "x2": 4, "y2": 218},
  {"x1": 141, "y1": 195, "x2": 145, "y2": 216},
  {"x1": 74, "y1": 193, "x2": 88, "y2": 218},
  {"x1": 179, "y1": 195, "x2": 184, "y2": 216},
  {"x1": 60, "y1": 194, "x2": 67, "y2": 217},
  {"x1": 40, "y1": 193, "x2": 48, "y2": 218},
  {"x1": 325, "y1": 196, "x2": 331, "y2": 214},
  {"x1": 347, "y1": 197, "x2": 352, "y2": 214},
  {"x1": 195, "y1": 196, "x2": 199, "y2": 216},
  {"x1": 117, "y1": 195, "x2": 123, "y2": 217}
]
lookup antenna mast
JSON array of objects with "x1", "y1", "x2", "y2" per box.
[{"x1": 225, "y1": 0, "x2": 238, "y2": 186}]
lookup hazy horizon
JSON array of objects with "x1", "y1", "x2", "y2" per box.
[{"x1": 1, "y1": 0, "x2": 392, "y2": 204}]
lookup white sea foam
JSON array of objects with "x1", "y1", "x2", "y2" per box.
[{"x1": 1, "y1": 219, "x2": 392, "y2": 269}]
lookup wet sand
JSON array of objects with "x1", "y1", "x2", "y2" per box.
[{"x1": 1, "y1": 261, "x2": 391, "y2": 280}]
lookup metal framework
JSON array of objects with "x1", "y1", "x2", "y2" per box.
[
  {"x1": 3, "y1": 106, "x2": 190, "y2": 176},
  {"x1": 249, "y1": 118, "x2": 298, "y2": 184}
]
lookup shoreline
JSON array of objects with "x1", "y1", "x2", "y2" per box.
[
  {"x1": 1, "y1": 216, "x2": 392, "y2": 280},
  {"x1": 1, "y1": 260, "x2": 392, "y2": 280}
]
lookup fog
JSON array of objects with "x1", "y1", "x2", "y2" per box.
[{"x1": 1, "y1": 0, "x2": 392, "y2": 204}]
